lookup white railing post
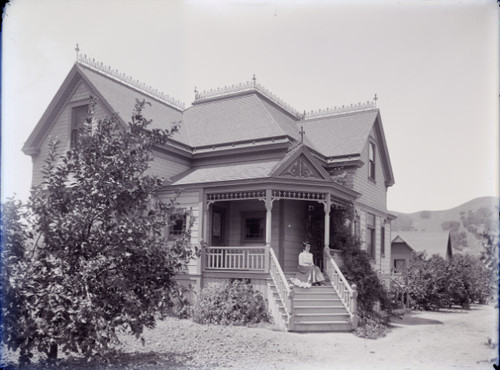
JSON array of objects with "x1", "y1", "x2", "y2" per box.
[
  {"x1": 265, "y1": 189, "x2": 273, "y2": 272},
  {"x1": 324, "y1": 254, "x2": 356, "y2": 323},
  {"x1": 269, "y1": 248, "x2": 292, "y2": 329}
]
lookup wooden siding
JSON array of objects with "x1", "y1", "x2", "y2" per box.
[
  {"x1": 226, "y1": 200, "x2": 280, "y2": 253},
  {"x1": 148, "y1": 150, "x2": 191, "y2": 179},
  {"x1": 357, "y1": 209, "x2": 392, "y2": 274},
  {"x1": 160, "y1": 189, "x2": 201, "y2": 275},
  {"x1": 352, "y1": 128, "x2": 388, "y2": 212},
  {"x1": 31, "y1": 80, "x2": 110, "y2": 187},
  {"x1": 391, "y1": 243, "x2": 413, "y2": 267}
]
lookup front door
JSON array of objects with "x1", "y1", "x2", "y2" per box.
[{"x1": 211, "y1": 207, "x2": 226, "y2": 246}]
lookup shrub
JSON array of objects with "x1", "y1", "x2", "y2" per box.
[
  {"x1": 355, "y1": 311, "x2": 389, "y2": 339},
  {"x1": 339, "y1": 236, "x2": 392, "y2": 314},
  {"x1": 192, "y1": 280, "x2": 271, "y2": 326},
  {"x1": 404, "y1": 252, "x2": 494, "y2": 310}
]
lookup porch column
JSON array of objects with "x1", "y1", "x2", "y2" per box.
[
  {"x1": 323, "y1": 196, "x2": 331, "y2": 268},
  {"x1": 201, "y1": 201, "x2": 212, "y2": 273},
  {"x1": 264, "y1": 189, "x2": 273, "y2": 271}
]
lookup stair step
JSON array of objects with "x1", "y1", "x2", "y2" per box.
[
  {"x1": 293, "y1": 298, "x2": 341, "y2": 307},
  {"x1": 294, "y1": 313, "x2": 350, "y2": 322},
  {"x1": 292, "y1": 321, "x2": 352, "y2": 332},
  {"x1": 294, "y1": 305, "x2": 347, "y2": 314}
]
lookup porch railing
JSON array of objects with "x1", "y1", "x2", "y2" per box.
[
  {"x1": 324, "y1": 253, "x2": 358, "y2": 327},
  {"x1": 204, "y1": 246, "x2": 267, "y2": 271},
  {"x1": 269, "y1": 248, "x2": 294, "y2": 330}
]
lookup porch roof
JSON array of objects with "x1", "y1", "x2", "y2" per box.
[{"x1": 170, "y1": 160, "x2": 280, "y2": 185}]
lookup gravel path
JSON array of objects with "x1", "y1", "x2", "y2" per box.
[
  {"x1": 3, "y1": 304, "x2": 497, "y2": 369},
  {"x1": 115, "y1": 304, "x2": 498, "y2": 369}
]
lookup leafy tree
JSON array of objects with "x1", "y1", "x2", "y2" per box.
[
  {"x1": 404, "y1": 251, "x2": 494, "y2": 310},
  {"x1": 2, "y1": 99, "x2": 198, "y2": 365}
]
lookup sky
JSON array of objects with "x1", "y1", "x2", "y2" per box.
[{"x1": 2, "y1": 0, "x2": 499, "y2": 213}]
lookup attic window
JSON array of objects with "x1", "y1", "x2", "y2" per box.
[
  {"x1": 368, "y1": 142, "x2": 376, "y2": 180},
  {"x1": 71, "y1": 105, "x2": 89, "y2": 147}
]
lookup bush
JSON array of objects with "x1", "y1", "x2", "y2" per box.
[
  {"x1": 355, "y1": 311, "x2": 389, "y2": 339},
  {"x1": 339, "y1": 237, "x2": 392, "y2": 314},
  {"x1": 404, "y1": 252, "x2": 494, "y2": 310},
  {"x1": 192, "y1": 280, "x2": 271, "y2": 326}
]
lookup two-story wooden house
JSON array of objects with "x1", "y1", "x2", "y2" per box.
[{"x1": 22, "y1": 54, "x2": 395, "y2": 332}]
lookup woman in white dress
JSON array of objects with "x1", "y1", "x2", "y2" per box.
[{"x1": 295, "y1": 241, "x2": 325, "y2": 286}]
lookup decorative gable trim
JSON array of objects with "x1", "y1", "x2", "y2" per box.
[
  {"x1": 271, "y1": 145, "x2": 332, "y2": 181},
  {"x1": 283, "y1": 157, "x2": 321, "y2": 179}
]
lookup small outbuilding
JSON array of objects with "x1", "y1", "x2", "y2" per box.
[{"x1": 391, "y1": 231, "x2": 453, "y2": 274}]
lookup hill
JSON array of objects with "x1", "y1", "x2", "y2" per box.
[{"x1": 391, "y1": 196, "x2": 499, "y2": 256}]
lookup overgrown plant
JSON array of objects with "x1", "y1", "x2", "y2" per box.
[
  {"x1": 328, "y1": 206, "x2": 392, "y2": 338},
  {"x1": 192, "y1": 280, "x2": 271, "y2": 326},
  {"x1": 1, "y1": 99, "x2": 198, "y2": 365}
]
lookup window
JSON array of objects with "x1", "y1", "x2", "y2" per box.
[
  {"x1": 366, "y1": 213, "x2": 376, "y2": 259},
  {"x1": 242, "y1": 212, "x2": 265, "y2": 243},
  {"x1": 368, "y1": 142, "x2": 376, "y2": 180},
  {"x1": 71, "y1": 105, "x2": 89, "y2": 147},
  {"x1": 380, "y1": 225, "x2": 385, "y2": 256},
  {"x1": 169, "y1": 214, "x2": 187, "y2": 238}
]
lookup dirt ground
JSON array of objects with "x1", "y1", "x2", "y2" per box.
[{"x1": 3, "y1": 304, "x2": 498, "y2": 369}]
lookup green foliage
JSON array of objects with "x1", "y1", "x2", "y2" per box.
[
  {"x1": 404, "y1": 252, "x2": 494, "y2": 310},
  {"x1": 192, "y1": 280, "x2": 271, "y2": 326},
  {"x1": 2, "y1": 99, "x2": 198, "y2": 364}
]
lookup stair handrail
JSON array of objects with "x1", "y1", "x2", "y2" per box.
[
  {"x1": 324, "y1": 254, "x2": 357, "y2": 320},
  {"x1": 269, "y1": 248, "x2": 292, "y2": 323}
]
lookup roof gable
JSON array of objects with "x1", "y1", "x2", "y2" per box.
[
  {"x1": 271, "y1": 145, "x2": 331, "y2": 181},
  {"x1": 23, "y1": 62, "x2": 188, "y2": 156},
  {"x1": 392, "y1": 231, "x2": 452, "y2": 258}
]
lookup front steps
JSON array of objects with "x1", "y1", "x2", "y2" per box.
[{"x1": 268, "y1": 281, "x2": 353, "y2": 332}]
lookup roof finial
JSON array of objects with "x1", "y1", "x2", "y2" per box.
[
  {"x1": 75, "y1": 43, "x2": 80, "y2": 61},
  {"x1": 194, "y1": 86, "x2": 198, "y2": 99},
  {"x1": 252, "y1": 74, "x2": 257, "y2": 86},
  {"x1": 373, "y1": 93, "x2": 378, "y2": 106},
  {"x1": 299, "y1": 126, "x2": 305, "y2": 144}
]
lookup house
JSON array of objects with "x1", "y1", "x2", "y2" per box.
[
  {"x1": 391, "y1": 231, "x2": 453, "y2": 273},
  {"x1": 22, "y1": 53, "x2": 396, "y2": 332}
]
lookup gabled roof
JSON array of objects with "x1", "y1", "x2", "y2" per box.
[
  {"x1": 23, "y1": 61, "x2": 187, "y2": 155},
  {"x1": 301, "y1": 109, "x2": 378, "y2": 158},
  {"x1": 300, "y1": 109, "x2": 395, "y2": 186},
  {"x1": 391, "y1": 231, "x2": 452, "y2": 258},
  {"x1": 77, "y1": 64, "x2": 187, "y2": 139},
  {"x1": 270, "y1": 144, "x2": 332, "y2": 181},
  {"x1": 23, "y1": 57, "x2": 395, "y2": 179}
]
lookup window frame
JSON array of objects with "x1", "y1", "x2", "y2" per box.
[
  {"x1": 168, "y1": 211, "x2": 189, "y2": 240},
  {"x1": 380, "y1": 225, "x2": 385, "y2": 257},
  {"x1": 70, "y1": 104, "x2": 89, "y2": 148},
  {"x1": 241, "y1": 211, "x2": 266, "y2": 244},
  {"x1": 366, "y1": 213, "x2": 376, "y2": 260},
  {"x1": 368, "y1": 141, "x2": 376, "y2": 181}
]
